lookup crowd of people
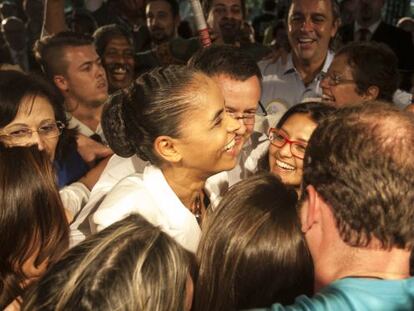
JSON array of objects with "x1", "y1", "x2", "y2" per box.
[{"x1": 1, "y1": 0, "x2": 414, "y2": 310}]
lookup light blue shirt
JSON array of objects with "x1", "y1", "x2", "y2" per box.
[{"x1": 248, "y1": 277, "x2": 414, "y2": 311}]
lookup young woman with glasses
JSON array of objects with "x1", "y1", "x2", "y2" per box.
[
  {"x1": 260, "y1": 102, "x2": 335, "y2": 190},
  {"x1": 92, "y1": 65, "x2": 240, "y2": 253}
]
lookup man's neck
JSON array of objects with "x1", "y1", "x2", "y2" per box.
[
  {"x1": 313, "y1": 244, "x2": 411, "y2": 292},
  {"x1": 66, "y1": 98, "x2": 103, "y2": 132},
  {"x1": 292, "y1": 53, "x2": 326, "y2": 86}
]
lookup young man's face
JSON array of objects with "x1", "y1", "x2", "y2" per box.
[
  {"x1": 102, "y1": 35, "x2": 135, "y2": 93},
  {"x1": 207, "y1": 0, "x2": 243, "y2": 44},
  {"x1": 61, "y1": 45, "x2": 108, "y2": 108},
  {"x1": 287, "y1": 0, "x2": 338, "y2": 66},
  {"x1": 146, "y1": 0, "x2": 178, "y2": 45}
]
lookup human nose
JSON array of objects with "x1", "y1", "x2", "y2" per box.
[
  {"x1": 300, "y1": 18, "x2": 314, "y2": 32},
  {"x1": 278, "y1": 140, "x2": 293, "y2": 158},
  {"x1": 226, "y1": 112, "x2": 241, "y2": 133},
  {"x1": 320, "y1": 74, "x2": 331, "y2": 89},
  {"x1": 31, "y1": 131, "x2": 46, "y2": 151}
]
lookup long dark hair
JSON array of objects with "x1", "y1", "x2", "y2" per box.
[
  {"x1": 194, "y1": 173, "x2": 313, "y2": 311},
  {"x1": 0, "y1": 70, "x2": 77, "y2": 162},
  {"x1": 0, "y1": 145, "x2": 69, "y2": 309}
]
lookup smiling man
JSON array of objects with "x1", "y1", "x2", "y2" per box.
[
  {"x1": 259, "y1": 0, "x2": 339, "y2": 109},
  {"x1": 94, "y1": 24, "x2": 136, "y2": 94}
]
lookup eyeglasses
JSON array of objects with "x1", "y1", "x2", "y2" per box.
[
  {"x1": 0, "y1": 121, "x2": 65, "y2": 144},
  {"x1": 227, "y1": 111, "x2": 256, "y2": 125},
  {"x1": 268, "y1": 128, "x2": 308, "y2": 159},
  {"x1": 321, "y1": 72, "x2": 355, "y2": 87}
]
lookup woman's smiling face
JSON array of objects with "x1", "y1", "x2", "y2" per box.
[{"x1": 268, "y1": 113, "x2": 317, "y2": 187}]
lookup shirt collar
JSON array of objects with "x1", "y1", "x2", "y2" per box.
[{"x1": 354, "y1": 20, "x2": 381, "y2": 35}]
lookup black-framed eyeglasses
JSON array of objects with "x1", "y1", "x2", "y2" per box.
[
  {"x1": 0, "y1": 121, "x2": 65, "y2": 144},
  {"x1": 321, "y1": 72, "x2": 355, "y2": 87},
  {"x1": 268, "y1": 128, "x2": 308, "y2": 159}
]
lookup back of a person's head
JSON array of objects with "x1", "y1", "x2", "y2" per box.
[
  {"x1": 33, "y1": 31, "x2": 94, "y2": 79},
  {"x1": 336, "y1": 41, "x2": 399, "y2": 102},
  {"x1": 188, "y1": 44, "x2": 261, "y2": 81},
  {"x1": 0, "y1": 145, "x2": 68, "y2": 309},
  {"x1": 22, "y1": 214, "x2": 194, "y2": 311},
  {"x1": 303, "y1": 101, "x2": 414, "y2": 250},
  {"x1": 194, "y1": 173, "x2": 313, "y2": 311}
]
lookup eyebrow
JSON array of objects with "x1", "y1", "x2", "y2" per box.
[
  {"x1": 78, "y1": 57, "x2": 101, "y2": 69},
  {"x1": 211, "y1": 108, "x2": 224, "y2": 123},
  {"x1": 280, "y1": 127, "x2": 309, "y2": 143}
]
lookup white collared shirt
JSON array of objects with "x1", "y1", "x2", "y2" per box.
[
  {"x1": 67, "y1": 113, "x2": 107, "y2": 144},
  {"x1": 259, "y1": 51, "x2": 334, "y2": 109},
  {"x1": 92, "y1": 164, "x2": 203, "y2": 252}
]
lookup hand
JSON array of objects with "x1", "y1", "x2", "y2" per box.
[
  {"x1": 76, "y1": 134, "x2": 113, "y2": 167},
  {"x1": 78, "y1": 156, "x2": 111, "y2": 191}
]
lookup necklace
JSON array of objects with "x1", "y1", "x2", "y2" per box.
[{"x1": 193, "y1": 195, "x2": 202, "y2": 225}]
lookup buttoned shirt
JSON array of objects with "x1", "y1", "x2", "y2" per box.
[{"x1": 259, "y1": 51, "x2": 334, "y2": 109}]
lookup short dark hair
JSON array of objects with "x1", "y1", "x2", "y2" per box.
[
  {"x1": 0, "y1": 145, "x2": 69, "y2": 309},
  {"x1": 188, "y1": 44, "x2": 262, "y2": 81},
  {"x1": 335, "y1": 41, "x2": 399, "y2": 102},
  {"x1": 22, "y1": 214, "x2": 195, "y2": 311},
  {"x1": 33, "y1": 31, "x2": 94, "y2": 79},
  {"x1": 302, "y1": 102, "x2": 414, "y2": 250},
  {"x1": 0, "y1": 70, "x2": 76, "y2": 162},
  {"x1": 194, "y1": 173, "x2": 313, "y2": 311},
  {"x1": 93, "y1": 24, "x2": 134, "y2": 57},
  {"x1": 202, "y1": 0, "x2": 246, "y2": 19},
  {"x1": 146, "y1": 0, "x2": 179, "y2": 17},
  {"x1": 102, "y1": 65, "x2": 207, "y2": 165}
]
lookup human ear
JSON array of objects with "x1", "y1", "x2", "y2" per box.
[
  {"x1": 364, "y1": 86, "x2": 380, "y2": 101},
  {"x1": 154, "y1": 136, "x2": 182, "y2": 163},
  {"x1": 53, "y1": 75, "x2": 68, "y2": 92},
  {"x1": 300, "y1": 185, "x2": 321, "y2": 233}
]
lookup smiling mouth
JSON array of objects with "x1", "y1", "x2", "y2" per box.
[
  {"x1": 276, "y1": 159, "x2": 295, "y2": 171},
  {"x1": 224, "y1": 138, "x2": 236, "y2": 152}
]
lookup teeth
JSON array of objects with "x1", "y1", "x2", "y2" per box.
[
  {"x1": 322, "y1": 94, "x2": 334, "y2": 102},
  {"x1": 298, "y1": 38, "x2": 314, "y2": 43},
  {"x1": 276, "y1": 160, "x2": 295, "y2": 171},
  {"x1": 113, "y1": 68, "x2": 127, "y2": 74},
  {"x1": 224, "y1": 139, "x2": 235, "y2": 151}
]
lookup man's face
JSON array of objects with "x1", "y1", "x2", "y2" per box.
[
  {"x1": 207, "y1": 0, "x2": 243, "y2": 44},
  {"x1": 103, "y1": 35, "x2": 135, "y2": 92},
  {"x1": 287, "y1": 0, "x2": 338, "y2": 65},
  {"x1": 356, "y1": 0, "x2": 384, "y2": 27},
  {"x1": 212, "y1": 74, "x2": 261, "y2": 153},
  {"x1": 146, "y1": 0, "x2": 177, "y2": 45},
  {"x1": 61, "y1": 45, "x2": 108, "y2": 108}
]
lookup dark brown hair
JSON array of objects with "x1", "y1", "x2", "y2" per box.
[
  {"x1": 194, "y1": 173, "x2": 313, "y2": 311},
  {"x1": 0, "y1": 145, "x2": 69, "y2": 309},
  {"x1": 303, "y1": 101, "x2": 414, "y2": 249}
]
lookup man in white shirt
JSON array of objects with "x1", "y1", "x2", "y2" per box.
[
  {"x1": 34, "y1": 31, "x2": 109, "y2": 143},
  {"x1": 259, "y1": 0, "x2": 340, "y2": 109}
]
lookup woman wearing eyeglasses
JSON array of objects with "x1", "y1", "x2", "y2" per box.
[
  {"x1": 262, "y1": 102, "x2": 335, "y2": 189},
  {"x1": 0, "y1": 70, "x2": 106, "y2": 228},
  {"x1": 320, "y1": 41, "x2": 399, "y2": 107}
]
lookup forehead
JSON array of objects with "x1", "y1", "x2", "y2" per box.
[
  {"x1": 104, "y1": 36, "x2": 133, "y2": 50},
  {"x1": 289, "y1": 0, "x2": 333, "y2": 18},
  {"x1": 212, "y1": 74, "x2": 260, "y2": 112},
  {"x1": 11, "y1": 95, "x2": 54, "y2": 124},
  {"x1": 281, "y1": 113, "x2": 317, "y2": 140},
  {"x1": 328, "y1": 54, "x2": 352, "y2": 73},
  {"x1": 211, "y1": 0, "x2": 241, "y2": 8},
  {"x1": 146, "y1": 0, "x2": 173, "y2": 13},
  {"x1": 63, "y1": 45, "x2": 98, "y2": 66}
]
